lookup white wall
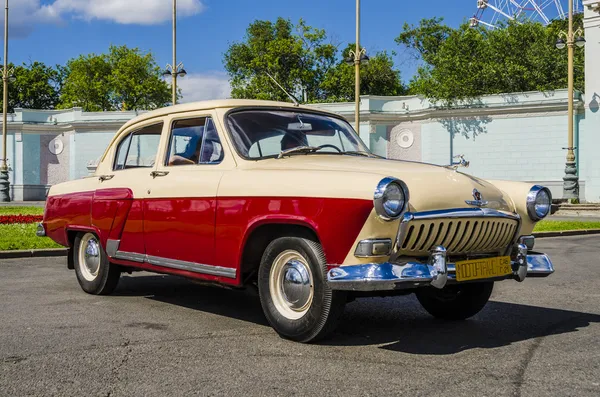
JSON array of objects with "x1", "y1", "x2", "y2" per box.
[{"x1": 580, "y1": 3, "x2": 600, "y2": 202}]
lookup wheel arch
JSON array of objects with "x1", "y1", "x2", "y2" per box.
[
  {"x1": 65, "y1": 226, "x2": 102, "y2": 270},
  {"x1": 239, "y1": 220, "x2": 321, "y2": 285}
]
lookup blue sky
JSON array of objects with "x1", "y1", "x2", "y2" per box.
[{"x1": 6, "y1": 0, "x2": 573, "y2": 102}]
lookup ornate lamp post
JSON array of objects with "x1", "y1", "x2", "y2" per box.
[
  {"x1": 0, "y1": 0, "x2": 13, "y2": 202},
  {"x1": 344, "y1": 0, "x2": 369, "y2": 131},
  {"x1": 163, "y1": 0, "x2": 187, "y2": 105},
  {"x1": 556, "y1": 1, "x2": 585, "y2": 201}
]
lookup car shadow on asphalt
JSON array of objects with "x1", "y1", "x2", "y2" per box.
[
  {"x1": 329, "y1": 297, "x2": 600, "y2": 354},
  {"x1": 115, "y1": 274, "x2": 269, "y2": 326},
  {"x1": 114, "y1": 274, "x2": 600, "y2": 354}
]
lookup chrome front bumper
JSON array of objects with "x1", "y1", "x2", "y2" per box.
[{"x1": 327, "y1": 247, "x2": 554, "y2": 292}]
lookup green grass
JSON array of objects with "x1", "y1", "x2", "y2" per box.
[
  {"x1": 534, "y1": 220, "x2": 600, "y2": 232},
  {"x1": 0, "y1": 223, "x2": 62, "y2": 251},
  {"x1": 0, "y1": 206, "x2": 44, "y2": 215}
]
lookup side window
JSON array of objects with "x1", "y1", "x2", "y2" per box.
[
  {"x1": 167, "y1": 117, "x2": 224, "y2": 166},
  {"x1": 113, "y1": 134, "x2": 132, "y2": 171},
  {"x1": 113, "y1": 122, "x2": 163, "y2": 171}
]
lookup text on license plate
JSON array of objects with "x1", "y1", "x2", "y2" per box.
[{"x1": 454, "y1": 256, "x2": 512, "y2": 282}]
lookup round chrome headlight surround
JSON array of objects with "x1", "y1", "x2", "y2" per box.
[
  {"x1": 526, "y1": 185, "x2": 552, "y2": 221},
  {"x1": 374, "y1": 177, "x2": 409, "y2": 221}
]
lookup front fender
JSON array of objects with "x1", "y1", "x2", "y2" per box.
[{"x1": 486, "y1": 179, "x2": 547, "y2": 235}]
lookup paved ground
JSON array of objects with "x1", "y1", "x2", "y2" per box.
[{"x1": 1, "y1": 236, "x2": 599, "y2": 397}]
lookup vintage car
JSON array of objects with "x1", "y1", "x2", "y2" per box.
[{"x1": 37, "y1": 99, "x2": 554, "y2": 342}]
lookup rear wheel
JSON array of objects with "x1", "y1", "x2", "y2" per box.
[
  {"x1": 415, "y1": 282, "x2": 493, "y2": 320},
  {"x1": 258, "y1": 237, "x2": 346, "y2": 343},
  {"x1": 73, "y1": 232, "x2": 120, "y2": 295}
]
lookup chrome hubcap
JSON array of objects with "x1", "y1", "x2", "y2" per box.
[
  {"x1": 269, "y1": 250, "x2": 314, "y2": 320},
  {"x1": 79, "y1": 233, "x2": 100, "y2": 281},
  {"x1": 281, "y1": 260, "x2": 312, "y2": 310}
]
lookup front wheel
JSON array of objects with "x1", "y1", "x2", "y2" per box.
[
  {"x1": 415, "y1": 282, "x2": 494, "y2": 320},
  {"x1": 73, "y1": 232, "x2": 121, "y2": 295},
  {"x1": 258, "y1": 237, "x2": 346, "y2": 343}
]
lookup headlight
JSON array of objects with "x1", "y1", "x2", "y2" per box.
[
  {"x1": 374, "y1": 177, "x2": 409, "y2": 220},
  {"x1": 526, "y1": 185, "x2": 552, "y2": 221}
]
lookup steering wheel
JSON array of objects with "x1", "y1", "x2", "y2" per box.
[{"x1": 316, "y1": 144, "x2": 342, "y2": 153}]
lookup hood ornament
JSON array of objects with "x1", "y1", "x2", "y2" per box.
[
  {"x1": 446, "y1": 154, "x2": 470, "y2": 171},
  {"x1": 466, "y1": 188, "x2": 489, "y2": 207}
]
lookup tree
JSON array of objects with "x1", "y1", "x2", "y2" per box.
[
  {"x1": 396, "y1": 16, "x2": 584, "y2": 104},
  {"x1": 224, "y1": 18, "x2": 337, "y2": 102},
  {"x1": 59, "y1": 53, "x2": 112, "y2": 112},
  {"x1": 59, "y1": 45, "x2": 171, "y2": 111},
  {"x1": 321, "y1": 44, "x2": 405, "y2": 102},
  {"x1": 0, "y1": 62, "x2": 62, "y2": 112},
  {"x1": 224, "y1": 18, "x2": 405, "y2": 103}
]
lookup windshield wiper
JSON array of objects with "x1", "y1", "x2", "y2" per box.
[
  {"x1": 342, "y1": 151, "x2": 373, "y2": 157},
  {"x1": 277, "y1": 146, "x2": 320, "y2": 159}
]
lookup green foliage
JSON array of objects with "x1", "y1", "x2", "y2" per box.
[
  {"x1": 320, "y1": 44, "x2": 405, "y2": 102},
  {"x1": 0, "y1": 223, "x2": 62, "y2": 251},
  {"x1": 395, "y1": 17, "x2": 452, "y2": 64},
  {"x1": 0, "y1": 62, "x2": 62, "y2": 112},
  {"x1": 59, "y1": 45, "x2": 171, "y2": 111},
  {"x1": 397, "y1": 16, "x2": 585, "y2": 104},
  {"x1": 224, "y1": 18, "x2": 405, "y2": 102},
  {"x1": 534, "y1": 220, "x2": 600, "y2": 232},
  {"x1": 0, "y1": 206, "x2": 44, "y2": 215}
]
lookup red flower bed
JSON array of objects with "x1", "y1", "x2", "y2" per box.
[{"x1": 0, "y1": 215, "x2": 43, "y2": 225}]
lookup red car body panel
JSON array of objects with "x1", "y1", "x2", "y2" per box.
[{"x1": 43, "y1": 189, "x2": 373, "y2": 287}]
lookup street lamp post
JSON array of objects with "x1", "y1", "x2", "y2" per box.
[
  {"x1": 0, "y1": 0, "x2": 11, "y2": 202},
  {"x1": 556, "y1": 1, "x2": 585, "y2": 201},
  {"x1": 345, "y1": 0, "x2": 369, "y2": 132},
  {"x1": 163, "y1": 0, "x2": 186, "y2": 105}
]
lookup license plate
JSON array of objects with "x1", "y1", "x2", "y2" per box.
[{"x1": 454, "y1": 256, "x2": 512, "y2": 282}]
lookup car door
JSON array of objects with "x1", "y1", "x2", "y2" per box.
[
  {"x1": 142, "y1": 112, "x2": 235, "y2": 279},
  {"x1": 93, "y1": 121, "x2": 165, "y2": 257}
]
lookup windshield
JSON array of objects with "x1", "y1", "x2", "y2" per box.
[{"x1": 226, "y1": 109, "x2": 371, "y2": 160}]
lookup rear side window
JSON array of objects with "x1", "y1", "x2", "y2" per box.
[{"x1": 113, "y1": 122, "x2": 163, "y2": 171}]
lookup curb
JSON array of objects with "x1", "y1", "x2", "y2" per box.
[
  {"x1": 533, "y1": 229, "x2": 600, "y2": 238},
  {"x1": 0, "y1": 248, "x2": 68, "y2": 259}
]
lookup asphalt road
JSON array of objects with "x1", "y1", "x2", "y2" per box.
[{"x1": 1, "y1": 236, "x2": 599, "y2": 397}]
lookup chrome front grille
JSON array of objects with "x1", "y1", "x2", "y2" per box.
[{"x1": 394, "y1": 208, "x2": 520, "y2": 257}]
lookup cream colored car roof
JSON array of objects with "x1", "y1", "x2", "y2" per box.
[{"x1": 118, "y1": 99, "x2": 332, "y2": 132}]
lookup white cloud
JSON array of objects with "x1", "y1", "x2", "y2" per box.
[
  {"x1": 178, "y1": 72, "x2": 231, "y2": 103},
  {"x1": 4, "y1": 0, "x2": 58, "y2": 39},
  {"x1": 5, "y1": 0, "x2": 205, "y2": 38},
  {"x1": 40, "y1": 0, "x2": 204, "y2": 25}
]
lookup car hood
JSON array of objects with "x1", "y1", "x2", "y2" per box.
[{"x1": 245, "y1": 155, "x2": 515, "y2": 213}]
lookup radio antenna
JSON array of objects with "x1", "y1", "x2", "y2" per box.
[{"x1": 265, "y1": 71, "x2": 300, "y2": 107}]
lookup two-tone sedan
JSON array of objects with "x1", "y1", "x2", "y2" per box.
[{"x1": 37, "y1": 99, "x2": 554, "y2": 342}]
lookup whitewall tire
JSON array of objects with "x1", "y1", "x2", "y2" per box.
[
  {"x1": 73, "y1": 232, "x2": 121, "y2": 295},
  {"x1": 258, "y1": 237, "x2": 346, "y2": 343}
]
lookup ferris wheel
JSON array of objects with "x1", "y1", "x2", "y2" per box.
[{"x1": 470, "y1": 0, "x2": 583, "y2": 28}]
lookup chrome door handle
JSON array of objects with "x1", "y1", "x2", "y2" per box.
[
  {"x1": 99, "y1": 174, "x2": 114, "y2": 181},
  {"x1": 150, "y1": 171, "x2": 169, "y2": 178}
]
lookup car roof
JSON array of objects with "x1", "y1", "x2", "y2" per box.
[{"x1": 119, "y1": 99, "x2": 333, "y2": 132}]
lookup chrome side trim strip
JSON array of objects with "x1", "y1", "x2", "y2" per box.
[
  {"x1": 112, "y1": 250, "x2": 236, "y2": 279},
  {"x1": 114, "y1": 250, "x2": 145, "y2": 263},
  {"x1": 106, "y1": 239, "x2": 120, "y2": 257},
  {"x1": 145, "y1": 255, "x2": 236, "y2": 278}
]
